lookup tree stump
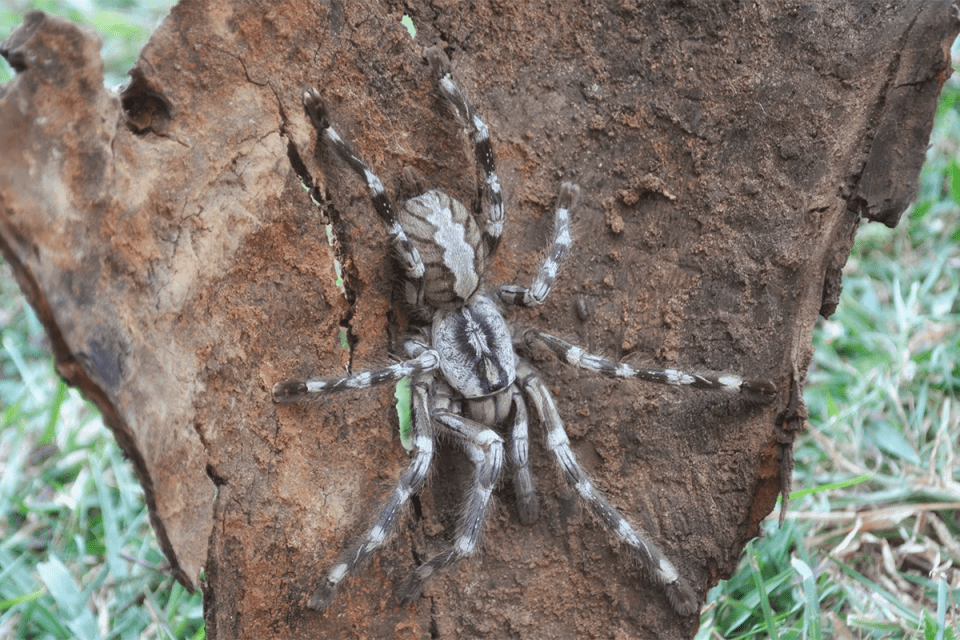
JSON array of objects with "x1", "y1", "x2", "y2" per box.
[{"x1": 1, "y1": 2, "x2": 956, "y2": 638}]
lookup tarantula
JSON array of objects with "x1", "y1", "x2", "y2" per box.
[{"x1": 274, "y1": 48, "x2": 777, "y2": 616}]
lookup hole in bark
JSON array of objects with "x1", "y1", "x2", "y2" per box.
[
  {"x1": 120, "y1": 70, "x2": 172, "y2": 135},
  {"x1": 2, "y1": 50, "x2": 26, "y2": 73},
  {"x1": 206, "y1": 463, "x2": 227, "y2": 487}
]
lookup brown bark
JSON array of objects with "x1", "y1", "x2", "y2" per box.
[{"x1": 1, "y1": 2, "x2": 955, "y2": 638}]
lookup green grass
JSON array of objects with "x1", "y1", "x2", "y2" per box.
[
  {"x1": 2, "y1": 4, "x2": 959, "y2": 638},
  {"x1": 1, "y1": 3, "x2": 202, "y2": 639},
  {"x1": 1, "y1": 266, "x2": 205, "y2": 639},
  {"x1": 0, "y1": 0, "x2": 170, "y2": 87}
]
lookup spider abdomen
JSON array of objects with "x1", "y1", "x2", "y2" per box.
[
  {"x1": 432, "y1": 294, "x2": 516, "y2": 398},
  {"x1": 399, "y1": 190, "x2": 484, "y2": 308}
]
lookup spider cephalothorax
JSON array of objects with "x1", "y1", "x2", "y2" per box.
[{"x1": 274, "y1": 47, "x2": 777, "y2": 616}]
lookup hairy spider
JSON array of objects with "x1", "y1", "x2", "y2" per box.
[{"x1": 274, "y1": 47, "x2": 777, "y2": 616}]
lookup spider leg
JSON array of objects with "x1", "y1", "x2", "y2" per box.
[
  {"x1": 399, "y1": 384, "x2": 505, "y2": 604},
  {"x1": 506, "y1": 383, "x2": 539, "y2": 524},
  {"x1": 302, "y1": 89, "x2": 427, "y2": 305},
  {"x1": 308, "y1": 373, "x2": 437, "y2": 610},
  {"x1": 521, "y1": 329, "x2": 778, "y2": 403},
  {"x1": 272, "y1": 349, "x2": 440, "y2": 403},
  {"x1": 516, "y1": 359, "x2": 700, "y2": 616},
  {"x1": 499, "y1": 182, "x2": 580, "y2": 308},
  {"x1": 462, "y1": 384, "x2": 539, "y2": 524},
  {"x1": 426, "y1": 47, "x2": 504, "y2": 256}
]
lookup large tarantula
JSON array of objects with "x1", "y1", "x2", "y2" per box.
[{"x1": 274, "y1": 48, "x2": 777, "y2": 616}]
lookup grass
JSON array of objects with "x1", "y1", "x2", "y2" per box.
[
  {"x1": 1, "y1": 3, "x2": 959, "y2": 638},
  {"x1": 1, "y1": 4, "x2": 203, "y2": 639},
  {"x1": 1, "y1": 261, "x2": 205, "y2": 639},
  {"x1": 0, "y1": 0, "x2": 169, "y2": 87}
]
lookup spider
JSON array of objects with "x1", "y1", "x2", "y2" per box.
[{"x1": 274, "y1": 47, "x2": 777, "y2": 616}]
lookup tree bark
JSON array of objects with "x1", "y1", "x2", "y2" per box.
[{"x1": 1, "y1": 1, "x2": 955, "y2": 638}]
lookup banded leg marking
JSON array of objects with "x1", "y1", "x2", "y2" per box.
[
  {"x1": 506, "y1": 385, "x2": 539, "y2": 524},
  {"x1": 302, "y1": 89, "x2": 427, "y2": 301},
  {"x1": 426, "y1": 47, "x2": 504, "y2": 255},
  {"x1": 499, "y1": 183, "x2": 580, "y2": 308},
  {"x1": 523, "y1": 330, "x2": 777, "y2": 403},
  {"x1": 399, "y1": 387, "x2": 505, "y2": 603},
  {"x1": 273, "y1": 350, "x2": 440, "y2": 403},
  {"x1": 308, "y1": 377, "x2": 436, "y2": 610},
  {"x1": 516, "y1": 360, "x2": 699, "y2": 615}
]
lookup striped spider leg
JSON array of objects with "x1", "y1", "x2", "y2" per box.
[
  {"x1": 302, "y1": 89, "x2": 429, "y2": 311},
  {"x1": 426, "y1": 47, "x2": 504, "y2": 256},
  {"x1": 508, "y1": 335, "x2": 777, "y2": 616},
  {"x1": 516, "y1": 358, "x2": 701, "y2": 615},
  {"x1": 397, "y1": 345, "x2": 538, "y2": 603},
  {"x1": 273, "y1": 349, "x2": 440, "y2": 401},
  {"x1": 399, "y1": 376, "x2": 505, "y2": 603},
  {"x1": 274, "y1": 339, "x2": 530, "y2": 609},
  {"x1": 499, "y1": 182, "x2": 580, "y2": 308},
  {"x1": 275, "y1": 347, "x2": 440, "y2": 610},
  {"x1": 523, "y1": 330, "x2": 779, "y2": 404}
]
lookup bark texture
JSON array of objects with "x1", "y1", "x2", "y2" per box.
[{"x1": 1, "y1": 2, "x2": 956, "y2": 638}]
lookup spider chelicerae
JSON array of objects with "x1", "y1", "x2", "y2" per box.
[{"x1": 274, "y1": 47, "x2": 777, "y2": 616}]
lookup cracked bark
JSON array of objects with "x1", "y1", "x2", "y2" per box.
[{"x1": 1, "y1": 2, "x2": 956, "y2": 638}]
